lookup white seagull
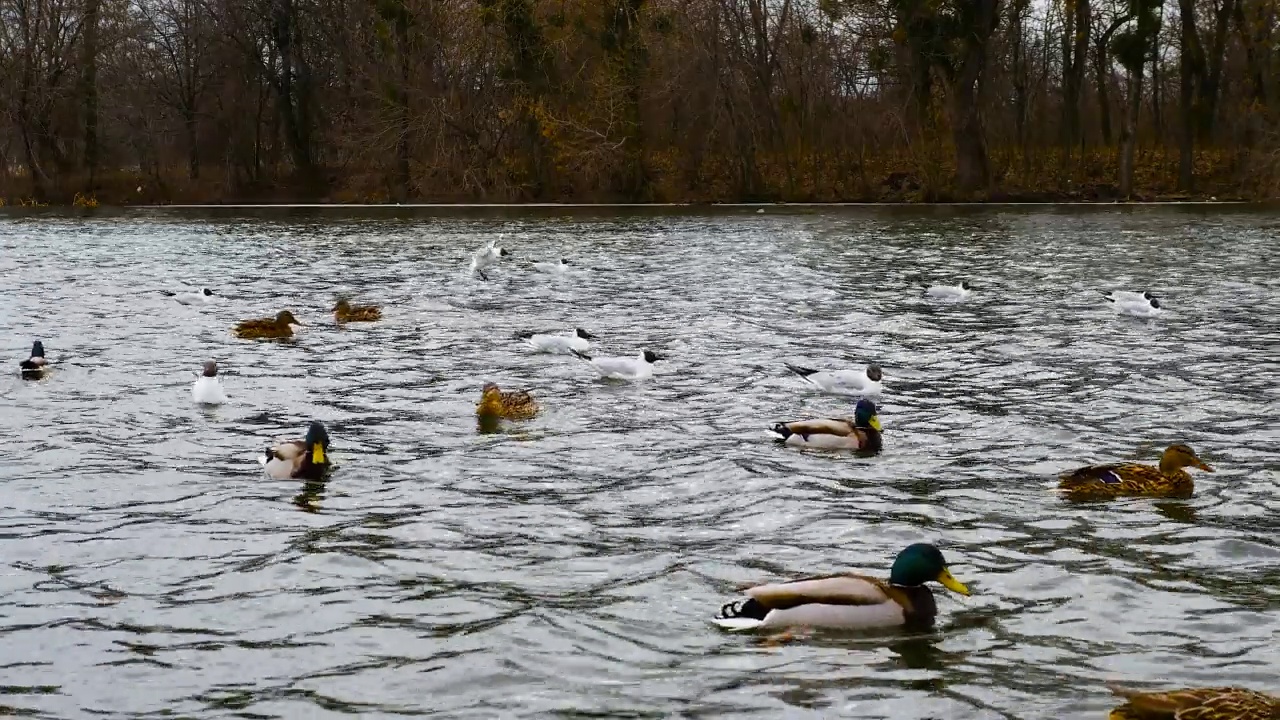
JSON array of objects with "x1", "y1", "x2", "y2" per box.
[
  {"x1": 518, "y1": 327, "x2": 596, "y2": 354},
  {"x1": 1104, "y1": 293, "x2": 1164, "y2": 318},
  {"x1": 164, "y1": 288, "x2": 215, "y2": 305},
  {"x1": 924, "y1": 282, "x2": 972, "y2": 301},
  {"x1": 533, "y1": 258, "x2": 572, "y2": 273},
  {"x1": 784, "y1": 362, "x2": 883, "y2": 397},
  {"x1": 192, "y1": 360, "x2": 228, "y2": 405},
  {"x1": 572, "y1": 349, "x2": 663, "y2": 381},
  {"x1": 470, "y1": 237, "x2": 512, "y2": 280}
]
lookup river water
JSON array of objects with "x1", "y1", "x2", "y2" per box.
[{"x1": 1, "y1": 205, "x2": 1278, "y2": 719}]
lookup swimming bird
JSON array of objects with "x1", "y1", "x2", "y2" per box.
[
  {"x1": 234, "y1": 310, "x2": 302, "y2": 339},
  {"x1": 1104, "y1": 292, "x2": 1163, "y2": 318},
  {"x1": 770, "y1": 398, "x2": 883, "y2": 451},
  {"x1": 784, "y1": 362, "x2": 883, "y2": 397},
  {"x1": 1106, "y1": 683, "x2": 1280, "y2": 720},
  {"x1": 191, "y1": 360, "x2": 227, "y2": 405},
  {"x1": 1104, "y1": 289, "x2": 1157, "y2": 303},
  {"x1": 1057, "y1": 443, "x2": 1213, "y2": 500},
  {"x1": 333, "y1": 298, "x2": 382, "y2": 322},
  {"x1": 470, "y1": 237, "x2": 512, "y2": 280},
  {"x1": 924, "y1": 281, "x2": 972, "y2": 300},
  {"x1": 259, "y1": 421, "x2": 331, "y2": 480},
  {"x1": 164, "y1": 288, "x2": 214, "y2": 305},
  {"x1": 19, "y1": 341, "x2": 48, "y2": 379},
  {"x1": 712, "y1": 543, "x2": 970, "y2": 632},
  {"x1": 517, "y1": 327, "x2": 595, "y2": 354},
  {"x1": 476, "y1": 382, "x2": 539, "y2": 421},
  {"x1": 572, "y1": 349, "x2": 662, "y2": 381},
  {"x1": 533, "y1": 258, "x2": 572, "y2": 273}
]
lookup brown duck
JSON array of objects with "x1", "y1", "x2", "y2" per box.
[
  {"x1": 476, "y1": 382, "x2": 538, "y2": 421},
  {"x1": 333, "y1": 298, "x2": 382, "y2": 322},
  {"x1": 1058, "y1": 444, "x2": 1213, "y2": 500},
  {"x1": 1108, "y1": 683, "x2": 1280, "y2": 720},
  {"x1": 234, "y1": 310, "x2": 302, "y2": 339}
]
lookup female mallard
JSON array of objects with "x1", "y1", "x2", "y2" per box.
[
  {"x1": 476, "y1": 382, "x2": 538, "y2": 421},
  {"x1": 234, "y1": 310, "x2": 302, "y2": 339},
  {"x1": 712, "y1": 543, "x2": 970, "y2": 632},
  {"x1": 333, "y1": 298, "x2": 382, "y2": 322},
  {"x1": 19, "y1": 340, "x2": 49, "y2": 379},
  {"x1": 1058, "y1": 444, "x2": 1213, "y2": 500},
  {"x1": 770, "y1": 398, "x2": 882, "y2": 451},
  {"x1": 1107, "y1": 683, "x2": 1280, "y2": 720},
  {"x1": 259, "y1": 421, "x2": 331, "y2": 480}
]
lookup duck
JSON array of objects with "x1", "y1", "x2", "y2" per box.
[
  {"x1": 533, "y1": 258, "x2": 572, "y2": 273},
  {"x1": 518, "y1": 327, "x2": 596, "y2": 354},
  {"x1": 1104, "y1": 292, "x2": 1163, "y2": 318},
  {"x1": 164, "y1": 288, "x2": 214, "y2": 305},
  {"x1": 476, "y1": 382, "x2": 539, "y2": 420},
  {"x1": 470, "y1": 237, "x2": 512, "y2": 280},
  {"x1": 712, "y1": 543, "x2": 970, "y2": 632},
  {"x1": 333, "y1": 297, "x2": 382, "y2": 322},
  {"x1": 191, "y1": 360, "x2": 227, "y2": 405},
  {"x1": 770, "y1": 398, "x2": 883, "y2": 451},
  {"x1": 784, "y1": 361, "x2": 883, "y2": 397},
  {"x1": 1106, "y1": 683, "x2": 1280, "y2": 720},
  {"x1": 572, "y1": 349, "x2": 662, "y2": 381},
  {"x1": 19, "y1": 340, "x2": 49, "y2": 379},
  {"x1": 925, "y1": 281, "x2": 972, "y2": 300},
  {"x1": 1057, "y1": 444, "x2": 1213, "y2": 500},
  {"x1": 259, "y1": 421, "x2": 331, "y2": 480},
  {"x1": 234, "y1": 310, "x2": 302, "y2": 339}
]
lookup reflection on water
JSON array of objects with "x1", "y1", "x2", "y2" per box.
[{"x1": 1, "y1": 205, "x2": 1278, "y2": 718}]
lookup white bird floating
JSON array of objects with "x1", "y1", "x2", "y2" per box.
[
  {"x1": 572, "y1": 349, "x2": 663, "y2": 381},
  {"x1": 165, "y1": 288, "x2": 215, "y2": 305},
  {"x1": 469, "y1": 236, "x2": 512, "y2": 280},
  {"x1": 924, "y1": 282, "x2": 972, "y2": 301},
  {"x1": 784, "y1": 362, "x2": 883, "y2": 397},
  {"x1": 192, "y1": 360, "x2": 227, "y2": 405},
  {"x1": 532, "y1": 258, "x2": 572, "y2": 274},
  {"x1": 1103, "y1": 292, "x2": 1164, "y2": 318},
  {"x1": 518, "y1": 327, "x2": 596, "y2": 354}
]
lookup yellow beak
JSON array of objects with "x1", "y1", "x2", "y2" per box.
[
  {"x1": 869, "y1": 415, "x2": 883, "y2": 432},
  {"x1": 936, "y1": 568, "x2": 970, "y2": 596},
  {"x1": 311, "y1": 445, "x2": 326, "y2": 465}
]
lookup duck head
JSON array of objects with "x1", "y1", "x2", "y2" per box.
[
  {"x1": 29, "y1": 341, "x2": 44, "y2": 360},
  {"x1": 854, "y1": 399, "x2": 882, "y2": 432},
  {"x1": 890, "y1": 543, "x2": 970, "y2": 595},
  {"x1": 305, "y1": 421, "x2": 330, "y2": 465},
  {"x1": 276, "y1": 310, "x2": 301, "y2": 326},
  {"x1": 1159, "y1": 444, "x2": 1212, "y2": 473},
  {"x1": 333, "y1": 298, "x2": 351, "y2": 312}
]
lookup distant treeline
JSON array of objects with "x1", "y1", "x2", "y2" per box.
[{"x1": 1, "y1": 0, "x2": 1277, "y2": 205}]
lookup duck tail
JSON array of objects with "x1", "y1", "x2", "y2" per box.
[
  {"x1": 571, "y1": 349, "x2": 593, "y2": 362},
  {"x1": 783, "y1": 362, "x2": 818, "y2": 378},
  {"x1": 711, "y1": 599, "x2": 770, "y2": 630}
]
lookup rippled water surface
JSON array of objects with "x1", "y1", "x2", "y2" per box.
[{"x1": 2, "y1": 205, "x2": 1279, "y2": 719}]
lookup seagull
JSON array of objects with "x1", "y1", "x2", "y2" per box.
[
  {"x1": 1104, "y1": 293, "x2": 1163, "y2": 318},
  {"x1": 164, "y1": 288, "x2": 215, "y2": 305},
  {"x1": 1103, "y1": 289, "x2": 1157, "y2": 303},
  {"x1": 192, "y1": 360, "x2": 227, "y2": 405},
  {"x1": 470, "y1": 237, "x2": 512, "y2": 280},
  {"x1": 924, "y1": 282, "x2": 972, "y2": 301},
  {"x1": 517, "y1": 327, "x2": 596, "y2": 354},
  {"x1": 784, "y1": 362, "x2": 883, "y2": 397},
  {"x1": 572, "y1": 349, "x2": 663, "y2": 381},
  {"x1": 533, "y1": 258, "x2": 572, "y2": 273}
]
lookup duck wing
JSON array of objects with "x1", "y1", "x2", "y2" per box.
[
  {"x1": 746, "y1": 574, "x2": 893, "y2": 609},
  {"x1": 270, "y1": 440, "x2": 306, "y2": 460},
  {"x1": 1059, "y1": 462, "x2": 1155, "y2": 487},
  {"x1": 773, "y1": 418, "x2": 854, "y2": 438}
]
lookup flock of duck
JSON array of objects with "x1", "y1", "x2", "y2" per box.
[{"x1": 13, "y1": 235, "x2": 1270, "y2": 719}]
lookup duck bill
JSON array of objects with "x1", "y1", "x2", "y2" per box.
[
  {"x1": 1196, "y1": 460, "x2": 1214, "y2": 472},
  {"x1": 869, "y1": 416, "x2": 883, "y2": 432},
  {"x1": 937, "y1": 568, "x2": 971, "y2": 596},
  {"x1": 311, "y1": 445, "x2": 326, "y2": 465}
]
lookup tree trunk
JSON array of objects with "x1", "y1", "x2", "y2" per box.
[
  {"x1": 1177, "y1": 0, "x2": 1201, "y2": 191},
  {"x1": 394, "y1": 0, "x2": 411, "y2": 201},
  {"x1": 1062, "y1": 0, "x2": 1090, "y2": 153},
  {"x1": 81, "y1": 0, "x2": 101, "y2": 189},
  {"x1": 945, "y1": 0, "x2": 1000, "y2": 194},
  {"x1": 1118, "y1": 65, "x2": 1142, "y2": 198}
]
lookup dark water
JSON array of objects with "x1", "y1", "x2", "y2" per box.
[{"x1": 1, "y1": 206, "x2": 1278, "y2": 719}]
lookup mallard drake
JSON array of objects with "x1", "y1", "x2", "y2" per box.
[
  {"x1": 476, "y1": 382, "x2": 538, "y2": 420},
  {"x1": 1107, "y1": 683, "x2": 1280, "y2": 720},
  {"x1": 19, "y1": 340, "x2": 48, "y2": 379},
  {"x1": 784, "y1": 361, "x2": 883, "y2": 397},
  {"x1": 259, "y1": 421, "x2": 331, "y2": 480},
  {"x1": 712, "y1": 543, "x2": 970, "y2": 632},
  {"x1": 1058, "y1": 444, "x2": 1213, "y2": 500},
  {"x1": 234, "y1": 310, "x2": 302, "y2": 339},
  {"x1": 770, "y1": 398, "x2": 883, "y2": 451},
  {"x1": 191, "y1": 360, "x2": 227, "y2": 405},
  {"x1": 333, "y1": 298, "x2": 382, "y2": 322}
]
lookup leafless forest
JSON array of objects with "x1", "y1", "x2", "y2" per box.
[{"x1": 0, "y1": 0, "x2": 1276, "y2": 204}]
